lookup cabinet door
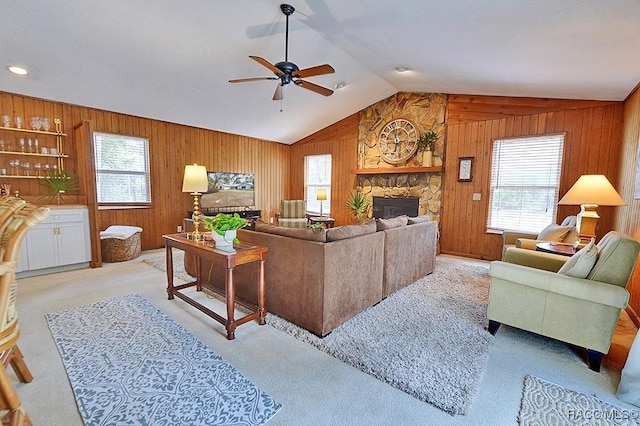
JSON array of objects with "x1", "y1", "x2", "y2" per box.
[
  {"x1": 25, "y1": 224, "x2": 58, "y2": 270},
  {"x1": 57, "y1": 222, "x2": 90, "y2": 265},
  {"x1": 16, "y1": 238, "x2": 29, "y2": 273}
]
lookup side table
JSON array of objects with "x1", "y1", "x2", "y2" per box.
[
  {"x1": 535, "y1": 242, "x2": 576, "y2": 257},
  {"x1": 308, "y1": 216, "x2": 335, "y2": 228}
]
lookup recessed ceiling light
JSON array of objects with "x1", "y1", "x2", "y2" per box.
[
  {"x1": 6, "y1": 66, "x2": 28, "y2": 75},
  {"x1": 334, "y1": 82, "x2": 347, "y2": 89},
  {"x1": 395, "y1": 67, "x2": 409, "y2": 73}
]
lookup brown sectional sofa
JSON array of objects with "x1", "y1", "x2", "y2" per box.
[{"x1": 184, "y1": 216, "x2": 438, "y2": 336}]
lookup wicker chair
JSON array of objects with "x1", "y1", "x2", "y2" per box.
[{"x1": 0, "y1": 202, "x2": 49, "y2": 425}]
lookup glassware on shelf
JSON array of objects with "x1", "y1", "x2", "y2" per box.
[
  {"x1": 0, "y1": 139, "x2": 4, "y2": 151},
  {"x1": 14, "y1": 116, "x2": 22, "y2": 129},
  {"x1": 41, "y1": 118, "x2": 50, "y2": 132},
  {"x1": 9, "y1": 159, "x2": 20, "y2": 176},
  {"x1": 1, "y1": 115, "x2": 10, "y2": 128},
  {"x1": 34, "y1": 138, "x2": 39, "y2": 152},
  {"x1": 30, "y1": 116, "x2": 42, "y2": 131},
  {"x1": 21, "y1": 162, "x2": 30, "y2": 176},
  {"x1": 18, "y1": 138, "x2": 25, "y2": 152},
  {"x1": 27, "y1": 139, "x2": 33, "y2": 153},
  {"x1": 40, "y1": 147, "x2": 48, "y2": 155},
  {"x1": 34, "y1": 162, "x2": 42, "y2": 176}
]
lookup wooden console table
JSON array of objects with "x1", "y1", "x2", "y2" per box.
[{"x1": 163, "y1": 233, "x2": 268, "y2": 340}]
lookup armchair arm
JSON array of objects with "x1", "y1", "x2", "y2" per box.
[
  {"x1": 515, "y1": 238, "x2": 540, "y2": 250},
  {"x1": 490, "y1": 261, "x2": 629, "y2": 308},
  {"x1": 503, "y1": 247, "x2": 568, "y2": 272},
  {"x1": 503, "y1": 230, "x2": 538, "y2": 246}
]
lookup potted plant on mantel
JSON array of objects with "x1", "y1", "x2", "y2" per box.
[
  {"x1": 346, "y1": 189, "x2": 371, "y2": 224},
  {"x1": 417, "y1": 131, "x2": 438, "y2": 167},
  {"x1": 202, "y1": 213, "x2": 249, "y2": 247}
]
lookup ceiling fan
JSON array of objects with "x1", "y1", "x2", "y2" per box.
[{"x1": 229, "y1": 3, "x2": 335, "y2": 101}]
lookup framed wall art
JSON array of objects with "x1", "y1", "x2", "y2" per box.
[{"x1": 458, "y1": 157, "x2": 474, "y2": 182}]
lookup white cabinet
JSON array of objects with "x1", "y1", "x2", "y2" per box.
[{"x1": 17, "y1": 206, "x2": 91, "y2": 277}]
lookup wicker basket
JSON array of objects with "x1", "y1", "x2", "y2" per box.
[{"x1": 101, "y1": 232, "x2": 142, "y2": 262}]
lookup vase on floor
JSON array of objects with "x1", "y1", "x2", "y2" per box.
[{"x1": 422, "y1": 150, "x2": 433, "y2": 167}]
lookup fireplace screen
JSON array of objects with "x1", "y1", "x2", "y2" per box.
[{"x1": 372, "y1": 196, "x2": 419, "y2": 219}]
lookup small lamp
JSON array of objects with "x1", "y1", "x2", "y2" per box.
[
  {"x1": 182, "y1": 163, "x2": 209, "y2": 241},
  {"x1": 558, "y1": 174, "x2": 626, "y2": 238},
  {"x1": 316, "y1": 188, "x2": 327, "y2": 217}
]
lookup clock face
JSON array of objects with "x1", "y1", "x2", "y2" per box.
[{"x1": 378, "y1": 119, "x2": 418, "y2": 164}]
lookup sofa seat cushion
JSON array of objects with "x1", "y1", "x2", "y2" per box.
[
  {"x1": 557, "y1": 239, "x2": 597, "y2": 279},
  {"x1": 255, "y1": 221, "x2": 327, "y2": 242},
  {"x1": 376, "y1": 215, "x2": 408, "y2": 231},
  {"x1": 326, "y1": 221, "x2": 377, "y2": 241}
]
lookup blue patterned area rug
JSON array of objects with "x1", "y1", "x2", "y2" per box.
[{"x1": 45, "y1": 294, "x2": 282, "y2": 426}]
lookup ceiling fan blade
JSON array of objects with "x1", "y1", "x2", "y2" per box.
[
  {"x1": 229, "y1": 77, "x2": 279, "y2": 83},
  {"x1": 273, "y1": 83, "x2": 288, "y2": 101},
  {"x1": 294, "y1": 64, "x2": 335, "y2": 79},
  {"x1": 296, "y1": 80, "x2": 333, "y2": 97},
  {"x1": 249, "y1": 55, "x2": 282, "y2": 76}
]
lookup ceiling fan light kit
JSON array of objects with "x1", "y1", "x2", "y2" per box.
[{"x1": 229, "y1": 3, "x2": 335, "y2": 101}]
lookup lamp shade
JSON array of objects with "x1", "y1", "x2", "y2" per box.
[
  {"x1": 558, "y1": 174, "x2": 626, "y2": 206},
  {"x1": 182, "y1": 164, "x2": 208, "y2": 193},
  {"x1": 316, "y1": 188, "x2": 327, "y2": 201}
]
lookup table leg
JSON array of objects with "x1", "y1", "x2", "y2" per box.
[
  {"x1": 165, "y1": 245, "x2": 174, "y2": 300},
  {"x1": 258, "y1": 259, "x2": 266, "y2": 325},
  {"x1": 225, "y1": 267, "x2": 236, "y2": 340},
  {"x1": 195, "y1": 256, "x2": 202, "y2": 291}
]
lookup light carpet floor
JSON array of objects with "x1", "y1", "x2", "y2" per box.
[{"x1": 13, "y1": 251, "x2": 639, "y2": 425}]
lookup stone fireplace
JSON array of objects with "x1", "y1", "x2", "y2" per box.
[{"x1": 372, "y1": 196, "x2": 419, "y2": 218}]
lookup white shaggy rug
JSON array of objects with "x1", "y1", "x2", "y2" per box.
[{"x1": 144, "y1": 254, "x2": 493, "y2": 415}]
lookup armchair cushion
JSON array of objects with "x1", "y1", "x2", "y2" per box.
[
  {"x1": 538, "y1": 223, "x2": 570, "y2": 242},
  {"x1": 280, "y1": 200, "x2": 306, "y2": 218},
  {"x1": 557, "y1": 239, "x2": 598, "y2": 279}
]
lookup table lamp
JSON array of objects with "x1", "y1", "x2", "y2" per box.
[
  {"x1": 182, "y1": 163, "x2": 209, "y2": 241},
  {"x1": 558, "y1": 174, "x2": 626, "y2": 238},
  {"x1": 317, "y1": 188, "x2": 327, "y2": 217}
]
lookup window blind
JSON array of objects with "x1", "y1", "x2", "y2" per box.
[{"x1": 304, "y1": 154, "x2": 332, "y2": 214}]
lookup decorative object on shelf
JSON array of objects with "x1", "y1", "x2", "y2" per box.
[
  {"x1": 558, "y1": 174, "x2": 626, "y2": 238},
  {"x1": 316, "y1": 188, "x2": 327, "y2": 217},
  {"x1": 1, "y1": 115, "x2": 9, "y2": 127},
  {"x1": 346, "y1": 188, "x2": 371, "y2": 224},
  {"x1": 38, "y1": 169, "x2": 80, "y2": 204},
  {"x1": 378, "y1": 119, "x2": 419, "y2": 164},
  {"x1": 458, "y1": 157, "x2": 474, "y2": 182},
  {"x1": 202, "y1": 213, "x2": 249, "y2": 247},
  {"x1": 417, "y1": 130, "x2": 438, "y2": 167},
  {"x1": 182, "y1": 163, "x2": 209, "y2": 241},
  {"x1": 0, "y1": 184, "x2": 10, "y2": 196}
]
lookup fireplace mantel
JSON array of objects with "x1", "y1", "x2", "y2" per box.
[{"x1": 351, "y1": 166, "x2": 443, "y2": 175}]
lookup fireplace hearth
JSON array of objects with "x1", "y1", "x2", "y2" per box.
[{"x1": 372, "y1": 196, "x2": 419, "y2": 219}]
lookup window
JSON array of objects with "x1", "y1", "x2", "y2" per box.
[
  {"x1": 93, "y1": 132, "x2": 151, "y2": 206},
  {"x1": 304, "y1": 154, "x2": 332, "y2": 215},
  {"x1": 488, "y1": 134, "x2": 564, "y2": 233}
]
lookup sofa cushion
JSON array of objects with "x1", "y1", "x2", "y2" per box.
[
  {"x1": 538, "y1": 223, "x2": 570, "y2": 242},
  {"x1": 376, "y1": 215, "x2": 408, "y2": 231},
  {"x1": 557, "y1": 239, "x2": 598, "y2": 279},
  {"x1": 254, "y1": 221, "x2": 326, "y2": 242},
  {"x1": 326, "y1": 221, "x2": 377, "y2": 241},
  {"x1": 407, "y1": 215, "x2": 431, "y2": 225}
]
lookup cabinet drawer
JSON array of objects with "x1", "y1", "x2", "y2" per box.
[{"x1": 42, "y1": 210, "x2": 85, "y2": 224}]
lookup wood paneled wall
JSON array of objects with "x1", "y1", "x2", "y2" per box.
[
  {"x1": 289, "y1": 114, "x2": 359, "y2": 226},
  {"x1": 442, "y1": 95, "x2": 624, "y2": 260},
  {"x1": 615, "y1": 86, "x2": 640, "y2": 325},
  {"x1": 0, "y1": 91, "x2": 290, "y2": 252}
]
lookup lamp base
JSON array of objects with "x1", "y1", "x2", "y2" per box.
[{"x1": 576, "y1": 204, "x2": 599, "y2": 239}]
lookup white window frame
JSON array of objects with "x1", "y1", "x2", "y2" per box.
[
  {"x1": 487, "y1": 133, "x2": 565, "y2": 234},
  {"x1": 93, "y1": 132, "x2": 151, "y2": 208},
  {"x1": 304, "y1": 154, "x2": 332, "y2": 215}
]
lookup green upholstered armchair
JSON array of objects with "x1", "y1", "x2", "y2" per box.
[
  {"x1": 488, "y1": 231, "x2": 640, "y2": 371},
  {"x1": 275, "y1": 200, "x2": 308, "y2": 228}
]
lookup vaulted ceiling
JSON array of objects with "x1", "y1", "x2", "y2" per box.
[{"x1": 1, "y1": 0, "x2": 639, "y2": 144}]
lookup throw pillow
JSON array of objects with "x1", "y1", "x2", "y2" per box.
[
  {"x1": 407, "y1": 215, "x2": 431, "y2": 225},
  {"x1": 557, "y1": 239, "x2": 598, "y2": 279},
  {"x1": 376, "y1": 215, "x2": 408, "y2": 231},
  {"x1": 326, "y1": 221, "x2": 377, "y2": 241},
  {"x1": 538, "y1": 223, "x2": 570, "y2": 242},
  {"x1": 254, "y1": 222, "x2": 327, "y2": 242}
]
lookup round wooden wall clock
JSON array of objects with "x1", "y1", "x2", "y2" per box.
[{"x1": 378, "y1": 119, "x2": 418, "y2": 164}]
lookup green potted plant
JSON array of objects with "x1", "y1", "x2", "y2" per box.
[
  {"x1": 202, "y1": 213, "x2": 249, "y2": 247},
  {"x1": 346, "y1": 189, "x2": 371, "y2": 224},
  {"x1": 417, "y1": 131, "x2": 438, "y2": 167},
  {"x1": 38, "y1": 169, "x2": 80, "y2": 205}
]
